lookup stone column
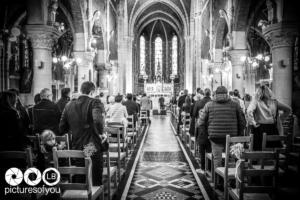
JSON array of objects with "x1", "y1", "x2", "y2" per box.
[
  {"x1": 125, "y1": 36, "x2": 133, "y2": 93},
  {"x1": 229, "y1": 49, "x2": 248, "y2": 94},
  {"x1": 23, "y1": 25, "x2": 58, "y2": 104},
  {"x1": 263, "y1": 22, "x2": 298, "y2": 106},
  {"x1": 214, "y1": 49, "x2": 223, "y2": 88},
  {"x1": 185, "y1": 35, "x2": 192, "y2": 92}
]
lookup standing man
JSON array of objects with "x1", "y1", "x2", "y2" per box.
[
  {"x1": 159, "y1": 95, "x2": 165, "y2": 110},
  {"x1": 198, "y1": 86, "x2": 246, "y2": 170},
  {"x1": 56, "y1": 87, "x2": 70, "y2": 114},
  {"x1": 32, "y1": 88, "x2": 61, "y2": 135},
  {"x1": 193, "y1": 88, "x2": 212, "y2": 172},
  {"x1": 177, "y1": 89, "x2": 188, "y2": 132},
  {"x1": 59, "y1": 81, "x2": 106, "y2": 186},
  {"x1": 123, "y1": 93, "x2": 139, "y2": 126}
]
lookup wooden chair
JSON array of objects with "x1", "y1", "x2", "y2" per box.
[
  {"x1": 107, "y1": 123, "x2": 129, "y2": 157},
  {"x1": 56, "y1": 134, "x2": 71, "y2": 150},
  {"x1": 262, "y1": 133, "x2": 291, "y2": 172},
  {"x1": 105, "y1": 124, "x2": 127, "y2": 183},
  {"x1": 188, "y1": 123, "x2": 197, "y2": 156},
  {"x1": 189, "y1": 136, "x2": 197, "y2": 155},
  {"x1": 55, "y1": 134, "x2": 72, "y2": 169},
  {"x1": 0, "y1": 148, "x2": 35, "y2": 199},
  {"x1": 0, "y1": 147, "x2": 33, "y2": 168},
  {"x1": 205, "y1": 146, "x2": 226, "y2": 181},
  {"x1": 127, "y1": 115, "x2": 137, "y2": 149},
  {"x1": 228, "y1": 151, "x2": 279, "y2": 200},
  {"x1": 180, "y1": 113, "x2": 191, "y2": 144},
  {"x1": 139, "y1": 110, "x2": 148, "y2": 125},
  {"x1": 53, "y1": 149, "x2": 104, "y2": 200},
  {"x1": 214, "y1": 134, "x2": 254, "y2": 200},
  {"x1": 288, "y1": 128, "x2": 300, "y2": 173},
  {"x1": 103, "y1": 151, "x2": 117, "y2": 200}
]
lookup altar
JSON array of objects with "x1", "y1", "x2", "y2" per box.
[
  {"x1": 145, "y1": 82, "x2": 173, "y2": 94},
  {"x1": 144, "y1": 82, "x2": 173, "y2": 110}
]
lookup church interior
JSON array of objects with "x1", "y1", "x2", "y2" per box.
[{"x1": 0, "y1": 0, "x2": 300, "y2": 200}]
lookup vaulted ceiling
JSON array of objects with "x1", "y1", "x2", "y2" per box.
[{"x1": 127, "y1": 0, "x2": 191, "y2": 36}]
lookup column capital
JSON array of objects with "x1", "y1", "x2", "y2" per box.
[
  {"x1": 229, "y1": 49, "x2": 249, "y2": 65},
  {"x1": 263, "y1": 22, "x2": 299, "y2": 49},
  {"x1": 25, "y1": 25, "x2": 59, "y2": 50}
]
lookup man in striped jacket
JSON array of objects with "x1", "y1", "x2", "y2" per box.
[{"x1": 198, "y1": 86, "x2": 246, "y2": 170}]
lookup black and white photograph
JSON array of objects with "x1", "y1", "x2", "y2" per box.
[{"x1": 0, "y1": 0, "x2": 300, "y2": 199}]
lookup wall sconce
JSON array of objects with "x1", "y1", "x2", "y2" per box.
[
  {"x1": 82, "y1": 75, "x2": 86, "y2": 80},
  {"x1": 38, "y1": 61, "x2": 44, "y2": 69},
  {"x1": 236, "y1": 74, "x2": 241, "y2": 79},
  {"x1": 278, "y1": 59, "x2": 290, "y2": 68}
]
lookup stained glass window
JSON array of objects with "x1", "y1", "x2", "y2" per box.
[
  {"x1": 172, "y1": 35, "x2": 178, "y2": 75},
  {"x1": 155, "y1": 36, "x2": 163, "y2": 76},
  {"x1": 140, "y1": 35, "x2": 145, "y2": 74}
]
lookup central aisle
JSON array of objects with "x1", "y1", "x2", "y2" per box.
[{"x1": 126, "y1": 115, "x2": 205, "y2": 200}]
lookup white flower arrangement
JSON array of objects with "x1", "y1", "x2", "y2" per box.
[{"x1": 83, "y1": 142, "x2": 97, "y2": 157}]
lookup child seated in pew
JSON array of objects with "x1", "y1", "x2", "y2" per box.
[{"x1": 40, "y1": 129, "x2": 66, "y2": 168}]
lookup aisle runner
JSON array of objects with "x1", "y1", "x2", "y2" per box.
[{"x1": 126, "y1": 116, "x2": 204, "y2": 200}]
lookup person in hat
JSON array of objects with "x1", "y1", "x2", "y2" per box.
[{"x1": 198, "y1": 86, "x2": 246, "y2": 171}]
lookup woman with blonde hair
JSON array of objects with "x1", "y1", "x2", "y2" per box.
[{"x1": 247, "y1": 85, "x2": 291, "y2": 150}]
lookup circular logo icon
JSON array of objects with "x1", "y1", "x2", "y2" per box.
[
  {"x1": 42, "y1": 168, "x2": 60, "y2": 186},
  {"x1": 5, "y1": 168, "x2": 23, "y2": 186},
  {"x1": 24, "y1": 167, "x2": 42, "y2": 186}
]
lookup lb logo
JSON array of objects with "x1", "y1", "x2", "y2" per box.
[
  {"x1": 42, "y1": 168, "x2": 60, "y2": 186},
  {"x1": 5, "y1": 168, "x2": 23, "y2": 186}
]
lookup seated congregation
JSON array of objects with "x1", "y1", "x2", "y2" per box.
[{"x1": 0, "y1": 82, "x2": 299, "y2": 200}]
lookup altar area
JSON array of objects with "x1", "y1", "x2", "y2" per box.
[{"x1": 144, "y1": 81, "x2": 173, "y2": 110}]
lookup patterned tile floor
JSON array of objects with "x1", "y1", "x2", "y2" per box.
[{"x1": 126, "y1": 116, "x2": 204, "y2": 200}]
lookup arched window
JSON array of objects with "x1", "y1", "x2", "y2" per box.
[
  {"x1": 172, "y1": 35, "x2": 178, "y2": 75},
  {"x1": 140, "y1": 35, "x2": 145, "y2": 74},
  {"x1": 155, "y1": 36, "x2": 163, "y2": 76}
]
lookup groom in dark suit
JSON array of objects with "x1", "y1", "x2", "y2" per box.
[{"x1": 59, "y1": 81, "x2": 106, "y2": 185}]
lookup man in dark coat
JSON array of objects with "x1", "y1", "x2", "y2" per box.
[
  {"x1": 56, "y1": 87, "x2": 70, "y2": 114},
  {"x1": 198, "y1": 86, "x2": 246, "y2": 170},
  {"x1": 177, "y1": 89, "x2": 188, "y2": 109},
  {"x1": 59, "y1": 81, "x2": 105, "y2": 186},
  {"x1": 193, "y1": 88, "x2": 212, "y2": 171},
  {"x1": 159, "y1": 95, "x2": 165, "y2": 110},
  {"x1": 123, "y1": 93, "x2": 139, "y2": 126},
  {"x1": 32, "y1": 88, "x2": 61, "y2": 135}
]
